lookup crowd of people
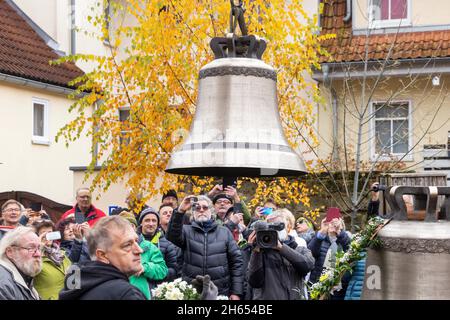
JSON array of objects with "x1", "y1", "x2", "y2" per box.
[{"x1": 0, "y1": 184, "x2": 381, "y2": 300}]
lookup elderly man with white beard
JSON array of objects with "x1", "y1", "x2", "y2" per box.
[
  {"x1": 166, "y1": 195, "x2": 244, "y2": 300},
  {"x1": 0, "y1": 226, "x2": 42, "y2": 300}
]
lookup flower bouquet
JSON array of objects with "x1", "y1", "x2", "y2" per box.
[
  {"x1": 152, "y1": 278, "x2": 200, "y2": 300},
  {"x1": 151, "y1": 277, "x2": 230, "y2": 300}
]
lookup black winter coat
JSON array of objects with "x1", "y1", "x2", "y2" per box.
[
  {"x1": 307, "y1": 231, "x2": 351, "y2": 284},
  {"x1": 166, "y1": 210, "x2": 244, "y2": 296},
  {"x1": 59, "y1": 261, "x2": 146, "y2": 300},
  {"x1": 247, "y1": 236, "x2": 315, "y2": 300}
]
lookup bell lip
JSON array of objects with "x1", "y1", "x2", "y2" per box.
[{"x1": 165, "y1": 166, "x2": 308, "y2": 177}]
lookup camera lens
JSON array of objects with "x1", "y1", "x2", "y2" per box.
[{"x1": 262, "y1": 235, "x2": 271, "y2": 244}]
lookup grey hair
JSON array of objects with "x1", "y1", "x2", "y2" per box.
[
  {"x1": 76, "y1": 187, "x2": 91, "y2": 197},
  {"x1": 267, "y1": 210, "x2": 288, "y2": 226},
  {"x1": 192, "y1": 195, "x2": 216, "y2": 219},
  {"x1": 0, "y1": 226, "x2": 36, "y2": 260},
  {"x1": 276, "y1": 208, "x2": 296, "y2": 230},
  {"x1": 86, "y1": 215, "x2": 132, "y2": 260}
]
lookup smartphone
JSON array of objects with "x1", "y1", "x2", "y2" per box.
[
  {"x1": 223, "y1": 176, "x2": 237, "y2": 189},
  {"x1": 261, "y1": 207, "x2": 273, "y2": 215},
  {"x1": 75, "y1": 211, "x2": 85, "y2": 224},
  {"x1": 325, "y1": 207, "x2": 341, "y2": 222},
  {"x1": 46, "y1": 231, "x2": 61, "y2": 241}
]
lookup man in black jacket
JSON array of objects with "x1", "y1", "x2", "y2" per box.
[
  {"x1": 59, "y1": 216, "x2": 146, "y2": 300},
  {"x1": 166, "y1": 195, "x2": 244, "y2": 300},
  {"x1": 246, "y1": 211, "x2": 315, "y2": 300}
]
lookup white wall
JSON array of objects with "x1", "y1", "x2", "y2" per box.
[{"x1": 0, "y1": 82, "x2": 92, "y2": 205}]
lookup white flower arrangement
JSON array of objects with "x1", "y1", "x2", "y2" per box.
[
  {"x1": 151, "y1": 277, "x2": 233, "y2": 300},
  {"x1": 151, "y1": 278, "x2": 200, "y2": 300}
]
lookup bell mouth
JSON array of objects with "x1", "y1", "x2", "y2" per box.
[{"x1": 165, "y1": 166, "x2": 307, "y2": 177}]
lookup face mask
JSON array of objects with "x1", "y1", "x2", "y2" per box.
[{"x1": 277, "y1": 229, "x2": 288, "y2": 241}]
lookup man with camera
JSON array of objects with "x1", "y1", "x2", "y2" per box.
[
  {"x1": 208, "y1": 184, "x2": 251, "y2": 225},
  {"x1": 246, "y1": 211, "x2": 315, "y2": 300},
  {"x1": 166, "y1": 195, "x2": 244, "y2": 300}
]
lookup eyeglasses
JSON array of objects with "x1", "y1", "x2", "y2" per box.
[
  {"x1": 194, "y1": 205, "x2": 210, "y2": 212},
  {"x1": 3, "y1": 208, "x2": 21, "y2": 213},
  {"x1": 12, "y1": 245, "x2": 41, "y2": 254},
  {"x1": 78, "y1": 196, "x2": 91, "y2": 199},
  {"x1": 215, "y1": 199, "x2": 231, "y2": 205}
]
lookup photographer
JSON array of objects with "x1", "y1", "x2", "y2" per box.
[
  {"x1": 368, "y1": 182, "x2": 382, "y2": 218},
  {"x1": 207, "y1": 184, "x2": 251, "y2": 225},
  {"x1": 166, "y1": 195, "x2": 243, "y2": 300},
  {"x1": 308, "y1": 209, "x2": 351, "y2": 299},
  {"x1": 32, "y1": 220, "x2": 71, "y2": 300},
  {"x1": 246, "y1": 211, "x2": 315, "y2": 300}
]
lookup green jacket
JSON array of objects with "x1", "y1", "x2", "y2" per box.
[
  {"x1": 129, "y1": 239, "x2": 168, "y2": 299},
  {"x1": 34, "y1": 253, "x2": 71, "y2": 300}
]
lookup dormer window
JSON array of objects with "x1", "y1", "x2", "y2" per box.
[{"x1": 369, "y1": 0, "x2": 411, "y2": 28}]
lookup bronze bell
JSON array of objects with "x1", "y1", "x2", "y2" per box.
[
  {"x1": 165, "y1": 35, "x2": 307, "y2": 177},
  {"x1": 362, "y1": 186, "x2": 450, "y2": 299}
]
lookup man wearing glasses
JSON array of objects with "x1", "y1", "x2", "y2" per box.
[
  {"x1": 0, "y1": 200, "x2": 24, "y2": 241},
  {"x1": 0, "y1": 226, "x2": 42, "y2": 300},
  {"x1": 166, "y1": 195, "x2": 244, "y2": 300},
  {"x1": 59, "y1": 187, "x2": 106, "y2": 228}
]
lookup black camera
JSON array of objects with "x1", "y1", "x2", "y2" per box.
[
  {"x1": 372, "y1": 184, "x2": 387, "y2": 192},
  {"x1": 252, "y1": 220, "x2": 285, "y2": 249}
]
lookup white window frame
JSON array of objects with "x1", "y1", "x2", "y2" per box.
[
  {"x1": 368, "y1": 0, "x2": 411, "y2": 29},
  {"x1": 370, "y1": 100, "x2": 413, "y2": 162},
  {"x1": 32, "y1": 98, "x2": 50, "y2": 145},
  {"x1": 118, "y1": 107, "x2": 131, "y2": 145}
]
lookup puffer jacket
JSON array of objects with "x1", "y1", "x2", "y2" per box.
[
  {"x1": 345, "y1": 253, "x2": 367, "y2": 300},
  {"x1": 247, "y1": 236, "x2": 315, "y2": 300},
  {"x1": 166, "y1": 210, "x2": 244, "y2": 297},
  {"x1": 307, "y1": 231, "x2": 351, "y2": 284}
]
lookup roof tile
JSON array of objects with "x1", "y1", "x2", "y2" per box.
[
  {"x1": 0, "y1": 0, "x2": 84, "y2": 88},
  {"x1": 320, "y1": 0, "x2": 450, "y2": 63}
]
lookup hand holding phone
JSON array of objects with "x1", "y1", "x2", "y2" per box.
[
  {"x1": 261, "y1": 207, "x2": 273, "y2": 215},
  {"x1": 222, "y1": 176, "x2": 237, "y2": 190},
  {"x1": 46, "y1": 231, "x2": 61, "y2": 241}
]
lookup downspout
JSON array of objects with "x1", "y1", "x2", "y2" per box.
[
  {"x1": 322, "y1": 64, "x2": 339, "y2": 161},
  {"x1": 331, "y1": 88, "x2": 339, "y2": 162},
  {"x1": 343, "y1": 0, "x2": 352, "y2": 22},
  {"x1": 317, "y1": 0, "x2": 321, "y2": 28},
  {"x1": 70, "y1": 0, "x2": 76, "y2": 55}
]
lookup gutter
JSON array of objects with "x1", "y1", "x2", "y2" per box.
[
  {"x1": 313, "y1": 57, "x2": 450, "y2": 81},
  {"x1": 0, "y1": 72, "x2": 77, "y2": 96}
]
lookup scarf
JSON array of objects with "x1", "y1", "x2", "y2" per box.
[
  {"x1": 198, "y1": 219, "x2": 215, "y2": 233},
  {"x1": 323, "y1": 236, "x2": 338, "y2": 270},
  {"x1": 142, "y1": 231, "x2": 161, "y2": 245},
  {"x1": 43, "y1": 243, "x2": 65, "y2": 267}
]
